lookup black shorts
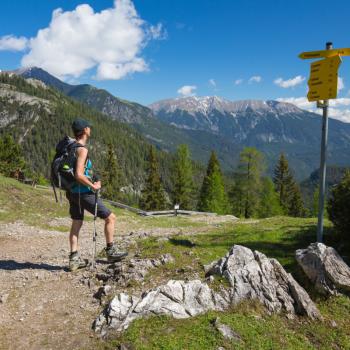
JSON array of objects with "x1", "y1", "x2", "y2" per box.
[{"x1": 66, "y1": 192, "x2": 112, "y2": 221}]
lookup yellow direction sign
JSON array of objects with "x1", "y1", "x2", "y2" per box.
[
  {"x1": 307, "y1": 55, "x2": 342, "y2": 102},
  {"x1": 299, "y1": 47, "x2": 350, "y2": 59}
]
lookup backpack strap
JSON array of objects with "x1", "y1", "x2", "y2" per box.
[{"x1": 71, "y1": 142, "x2": 88, "y2": 166}]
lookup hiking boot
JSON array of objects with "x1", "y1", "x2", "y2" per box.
[
  {"x1": 105, "y1": 245, "x2": 128, "y2": 263},
  {"x1": 69, "y1": 252, "x2": 88, "y2": 272}
]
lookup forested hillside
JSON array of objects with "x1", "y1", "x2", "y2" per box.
[{"x1": 0, "y1": 74, "x2": 177, "y2": 193}]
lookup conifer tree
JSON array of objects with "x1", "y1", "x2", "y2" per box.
[
  {"x1": 101, "y1": 143, "x2": 123, "y2": 201},
  {"x1": 198, "y1": 151, "x2": 229, "y2": 214},
  {"x1": 258, "y1": 177, "x2": 283, "y2": 218},
  {"x1": 171, "y1": 144, "x2": 194, "y2": 210},
  {"x1": 140, "y1": 146, "x2": 167, "y2": 210},
  {"x1": 235, "y1": 147, "x2": 265, "y2": 218},
  {"x1": 273, "y1": 153, "x2": 294, "y2": 212},
  {"x1": 312, "y1": 185, "x2": 320, "y2": 217},
  {"x1": 229, "y1": 175, "x2": 245, "y2": 218},
  {"x1": 288, "y1": 182, "x2": 306, "y2": 217},
  {"x1": 0, "y1": 134, "x2": 26, "y2": 179},
  {"x1": 273, "y1": 153, "x2": 305, "y2": 217}
]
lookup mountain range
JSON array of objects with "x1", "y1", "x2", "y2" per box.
[{"x1": 9, "y1": 67, "x2": 350, "y2": 180}]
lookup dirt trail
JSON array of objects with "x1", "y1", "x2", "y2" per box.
[{"x1": 0, "y1": 220, "x2": 106, "y2": 350}]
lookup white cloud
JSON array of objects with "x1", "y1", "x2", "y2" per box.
[
  {"x1": 14, "y1": 0, "x2": 164, "y2": 80},
  {"x1": 329, "y1": 98, "x2": 350, "y2": 107},
  {"x1": 274, "y1": 75, "x2": 305, "y2": 88},
  {"x1": 209, "y1": 79, "x2": 216, "y2": 88},
  {"x1": 249, "y1": 76, "x2": 262, "y2": 83},
  {"x1": 277, "y1": 96, "x2": 350, "y2": 123},
  {"x1": 0, "y1": 35, "x2": 28, "y2": 51},
  {"x1": 177, "y1": 85, "x2": 197, "y2": 96},
  {"x1": 276, "y1": 97, "x2": 313, "y2": 110},
  {"x1": 234, "y1": 79, "x2": 243, "y2": 85},
  {"x1": 327, "y1": 108, "x2": 350, "y2": 122},
  {"x1": 338, "y1": 77, "x2": 345, "y2": 91}
]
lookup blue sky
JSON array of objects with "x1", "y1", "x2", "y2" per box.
[{"x1": 1, "y1": 0, "x2": 350, "y2": 120}]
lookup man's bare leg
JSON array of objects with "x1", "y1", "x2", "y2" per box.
[
  {"x1": 103, "y1": 213, "x2": 128, "y2": 261},
  {"x1": 69, "y1": 219, "x2": 83, "y2": 252},
  {"x1": 104, "y1": 213, "x2": 116, "y2": 244},
  {"x1": 68, "y1": 219, "x2": 88, "y2": 271}
]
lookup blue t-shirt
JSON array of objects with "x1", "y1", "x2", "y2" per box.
[{"x1": 71, "y1": 158, "x2": 93, "y2": 194}]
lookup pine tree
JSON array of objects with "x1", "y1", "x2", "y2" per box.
[
  {"x1": 288, "y1": 182, "x2": 305, "y2": 217},
  {"x1": 0, "y1": 134, "x2": 26, "y2": 179},
  {"x1": 197, "y1": 151, "x2": 229, "y2": 214},
  {"x1": 140, "y1": 146, "x2": 167, "y2": 210},
  {"x1": 312, "y1": 185, "x2": 320, "y2": 217},
  {"x1": 229, "y1": 175, "x2": 245, "y2": 218},
  {"x1": 101, "y1": 143, "x2": 123, "y2": 201},
  {"x1": 273, "y1": 153, "x2": 305, "y2": 217},
  {"x1": 235, "y1": 147, "x2": 265, "y2": 218},
  {"x1": 171, "y1": 144, "x2": 195, "y2": 210},
  {"x1": 273, "y1": 153, "x2": 295, "y2": 213},
  {"x1": 258, "y1": 177, "x2": 283, "y2": 218}
]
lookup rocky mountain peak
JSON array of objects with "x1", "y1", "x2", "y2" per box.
[{"x1": 149, "y1": 96, "x2": 303, "y2": 116}]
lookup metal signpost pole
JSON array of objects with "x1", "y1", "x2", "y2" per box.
[{"x1": 316, "y1": 42, "x2": 332, "y2": 243}]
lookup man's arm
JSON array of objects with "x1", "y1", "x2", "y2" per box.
[{"x1": 75, "y1": 147, "x2": 101, "y2": 191}]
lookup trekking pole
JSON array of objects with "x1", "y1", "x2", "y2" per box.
[{"x1": 92, "y1": 189, "x2": 99, "y2": 269}]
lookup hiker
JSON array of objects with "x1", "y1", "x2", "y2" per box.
[{"x1": 66, "y1": 118, "x2": 128, "y2": 271}]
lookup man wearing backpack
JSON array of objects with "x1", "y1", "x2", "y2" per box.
[{"x1": 64, "y1": 118, "x2": 128, "y2": 271}]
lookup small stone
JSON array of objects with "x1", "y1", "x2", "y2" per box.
[
  {"x1": 0, "y1": 294, "x2": 9, "y2": 304},
  {"x1": 213, "y1": 317, "x2": 242, "y2": 342},
  {"x1": 104, "y1": 285, "x2": 112, "y2": 295},
  {"x1": 207, "y1": 275, "x2": 215, "y2": 283},
  {"x1": 160, "y1": 253, "x2": 175, "y2": 264},
  {"x1": 330, "y1": 320, "x2": 338, "y2": 328}
]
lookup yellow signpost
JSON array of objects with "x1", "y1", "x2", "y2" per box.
[
  {"x1": 299, "y1": 47, "x2": 350, "y2": 59},
  {"x1": 307, "y1": 55, "x2": 342, "y2": 102},
  {"x1": 298, "y1": 42, "x2": 350, "y2": 243}
]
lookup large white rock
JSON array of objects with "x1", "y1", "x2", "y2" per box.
[
  {"x1": 206, "y1": 245, "x2": 321, "y2": 319},
  {"x1": 94, "y1": 279, "x2": 229, "y2": 335},
  {"x1": 296, "y1": 242, "x2": 350, "y2": 295}
]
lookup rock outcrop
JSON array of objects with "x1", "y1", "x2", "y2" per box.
[
  {"x1": 205, "y1": 245, "x2": 321, "y2": 319},
  {"x1": 93, "y1": 279, "x2": 229, "y2": 335},
  {"x1": 96, "y1": 253, "x2": 175, "y2": 286},
  {"x1": 94, "y1": 245, "x2": 321, "y2": 335},
  {"x1": 296, "y1": 242, "x2": 350, "y2": 295}
]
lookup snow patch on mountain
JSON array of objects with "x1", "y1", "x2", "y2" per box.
[{"x1": 149, "y1": 96, "x2": 303, "y2": 116}]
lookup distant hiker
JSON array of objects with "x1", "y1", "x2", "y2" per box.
[{"x1": 54, "y1": 118, "x2": 128, "y2": 271}]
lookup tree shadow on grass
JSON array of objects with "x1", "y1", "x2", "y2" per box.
[
  {"x1": 168, "y1": 238, "x2": 196, "y2": 248},
  {"x1": 196, "y1": 224, "x2": 336, "y2": 275},
  {"x1": 0, "y1": 260, "x2": 66, "y2": 271}
]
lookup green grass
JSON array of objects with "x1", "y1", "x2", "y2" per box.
[
  {"x1": 0, "y1": 175, "x2": 138, "y2": 230},
  {"x1": 100, "y1": 217, "x2": 350, "y2": 350},
  {"x1": 135, "y1": 216, "x2": 336, "y2": 285},
  {"x1": 0, "y1": 175, "x2": 68, "y2": 228}
]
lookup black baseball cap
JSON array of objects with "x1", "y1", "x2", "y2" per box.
[{"x1": 72, "y1": 118, "x2": 92, "y2": 132}]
